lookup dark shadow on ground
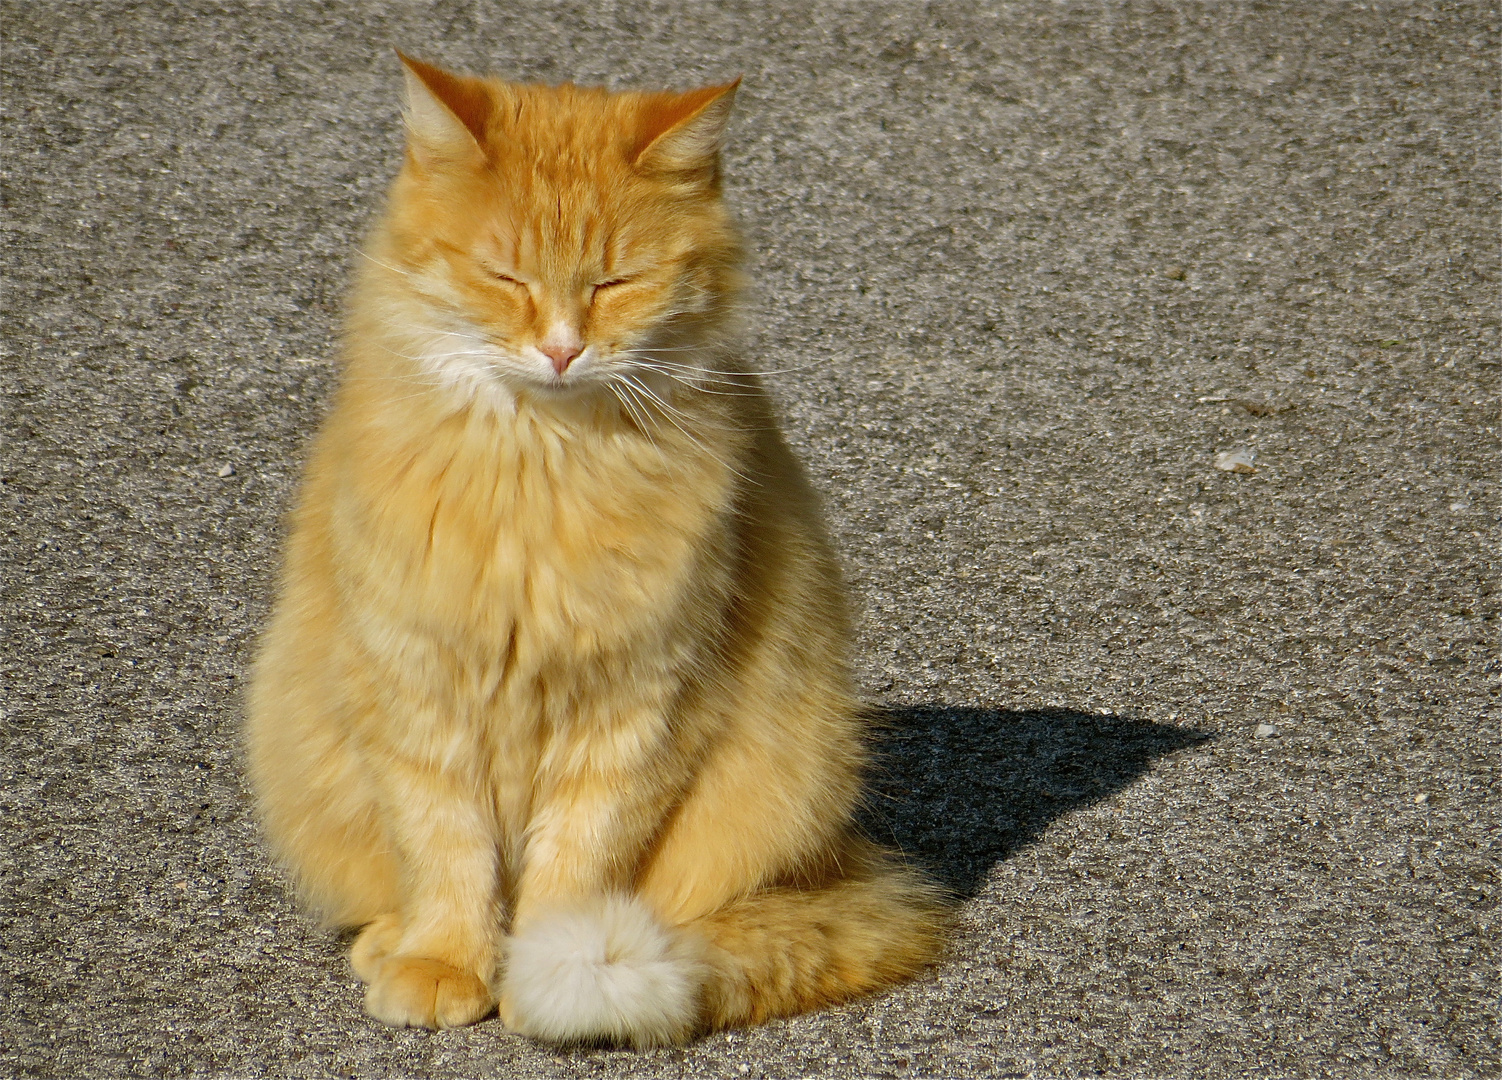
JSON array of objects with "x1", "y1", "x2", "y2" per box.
[{"x1": 859, "y1": 705, "x2": 1211, "y2": 899}]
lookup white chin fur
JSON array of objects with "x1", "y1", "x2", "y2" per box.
[{"x1": 503, "y1": 894, "x2": 704, "y2": 1047}]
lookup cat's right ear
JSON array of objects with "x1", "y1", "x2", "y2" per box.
[{"x1": 397, "y1": 52, "x2": 491, "y2": 165}]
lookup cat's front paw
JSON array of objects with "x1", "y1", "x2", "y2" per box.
[{"x1": 364, "y1": 955, "x2": 495, "y2": 1030}]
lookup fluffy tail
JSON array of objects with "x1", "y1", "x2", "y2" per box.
[
  {"x1": 692, "y1": 844, "x2": 949, "y2": 1030},
  {"x1": 500, "y1": 843, "x2": 947, "y2": 1046}
]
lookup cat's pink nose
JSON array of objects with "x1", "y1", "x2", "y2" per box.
[{"x1": 542, "y1": 341, "x2": 583, "y2": 374}]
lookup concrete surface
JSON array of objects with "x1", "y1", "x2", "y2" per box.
[{"x1": 2, "y1": 2, "x2": 1497, "y2": 1077}]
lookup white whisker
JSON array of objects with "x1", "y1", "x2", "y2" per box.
[
  {"x1": 359, "y1": 250, "x2": 411, "y2": 277},
  {"x1": 622, "y1": 348, "x2": 819, "y2": 378},
  {"x1": 620, "y1": 374, "x2": 755, "y2": 485},
  {"x1": 393, "y1": 322, "x2": 484, "y2": 342},
  {"x1": 375, "y1": 341, "x2": 497, "y2": 365},
  {"x1": 609, "y1": 383, "x2": 665, "y2": 460},
  {"x1": 612, "y1": 359, "x2": 754, "y2": 398}
]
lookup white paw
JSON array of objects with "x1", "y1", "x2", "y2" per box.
[{"x1": 501, "y1": 894, "x2": 704, "y2": 1047}]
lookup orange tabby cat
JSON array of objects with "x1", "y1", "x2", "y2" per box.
[{"x1": 246, "y1": 55, "x2": 945, "y2": 1046}]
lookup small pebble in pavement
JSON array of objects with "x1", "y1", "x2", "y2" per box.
[
  {"x1": 1254, "y1": 722, "x2": 1280, "y2": 738},
  {"x1": 217, "y1": 464, "x2": 236, "y2": 477},
  {"x1": 1215, "y1": 448, "x2": 1258, "y2": 474}
]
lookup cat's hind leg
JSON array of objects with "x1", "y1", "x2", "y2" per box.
[
  {"x1": 350, "y1": 912, "x2": 404, "y2": 982},
  {"x1": 247, "y1": 690, "x2": 402, "y2": 928},
  {"x1": 630, "y1": 689, "x2": 948, "y2": 1031}
]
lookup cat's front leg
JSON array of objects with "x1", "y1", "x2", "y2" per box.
[
  {"x1": 353, "y1": 751, "x2": 502, "y2": 1030},
  {"x1": 497, "y1": 707, "x2": 703, "y2": 1047}
]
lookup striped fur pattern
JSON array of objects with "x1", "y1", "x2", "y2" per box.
[{"x1": 247, "y1": 56, "x2": 945, "y2": 1045}]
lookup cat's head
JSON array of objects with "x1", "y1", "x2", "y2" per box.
[{"x1": 371, "y1": 55, "x2": 743, "y2": 406}]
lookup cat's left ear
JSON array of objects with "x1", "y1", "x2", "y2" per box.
[{"x1": 632, "y1": 79, "x2": 740, "y2": 176}]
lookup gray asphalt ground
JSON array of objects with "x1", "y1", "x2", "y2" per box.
[{"x1": 2, "y1": 2, "x2": 1498, "y2": 1077}]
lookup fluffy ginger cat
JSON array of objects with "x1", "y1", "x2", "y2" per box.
[{"x1": 246, "y1": 55, "x2": 945, "y2": 1047}]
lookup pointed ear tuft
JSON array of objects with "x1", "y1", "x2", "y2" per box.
[
  {"x1": 632, "y1": 79, "x2": 740, "y2": 175},
  {"x1": 397, "y1": 52, "x2": 492, "y2": 159}
]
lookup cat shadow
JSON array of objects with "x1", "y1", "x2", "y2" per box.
[{"x1": 859, "y1": 705, "x2": 1211, "y2": 899}]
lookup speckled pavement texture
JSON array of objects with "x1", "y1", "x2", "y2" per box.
[{"x1": 2, "y1": 2, "x2": 1497, "y2": 1077}]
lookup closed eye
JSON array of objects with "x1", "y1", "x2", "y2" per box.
[
  {"x1": 591, "y1": 278, "x2": 632, "y2": 295},
  {"x1": 474, "y1": 259, "x2": 527, "y2": 288}
]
